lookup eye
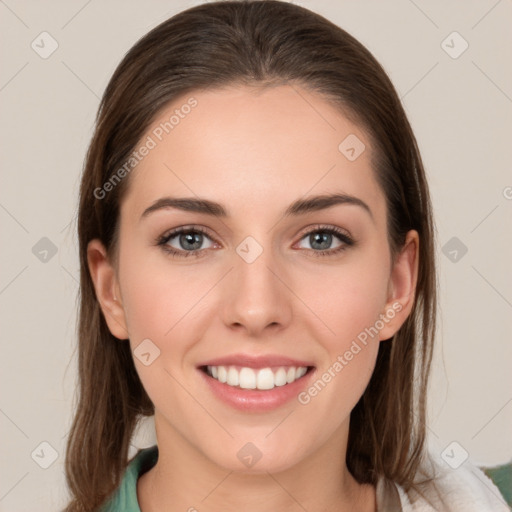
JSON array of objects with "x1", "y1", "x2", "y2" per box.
[
  {"x1": 295, "y1": 225, "x2": 354, "y2": 256},
  {"x1": 156, "y1": 226, "x2": 218, "y2": 258},
  {"x1": 156, "y1": 224, "x2": 355, "y2": 259}
]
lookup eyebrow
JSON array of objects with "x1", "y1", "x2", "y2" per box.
[{"x1": 140, "y1": 192, "x2": 374, "y2": 222}]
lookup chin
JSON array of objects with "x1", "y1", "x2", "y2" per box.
[{"x1": 203, "y1": 439, "x2": 306, "y2": 475}]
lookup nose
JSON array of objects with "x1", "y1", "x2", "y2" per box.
[{"x1": 220, "y1": 241, "x2": 293, "y2": 337}]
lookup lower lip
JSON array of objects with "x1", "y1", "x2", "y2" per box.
[{"x1": 198, "y1": 367, "x2": 316, "y2": 412}]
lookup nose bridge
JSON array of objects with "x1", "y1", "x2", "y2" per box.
[{"x1": 221, "y1": 234, "x2": 292, "y2": 334}]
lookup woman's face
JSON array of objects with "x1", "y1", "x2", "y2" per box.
[{"x1": 89, "y1": 84, "x2": 418, "y2": 473}]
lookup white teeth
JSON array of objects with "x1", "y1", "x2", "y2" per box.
[
  {"x1": 205, "y1": 365, "x2": 309, "y2": 390},
  {"x1": 217, "y1": 366, "x2": 227, "y2": 383},
  {"x1": 227, "y1": 367, "x2": 239, "y2": 386},
  {"x1": 256, "y1": 368, "x2": 274, "y2": 390},
  {"x1": 274, "y1": 367, "x2": 287, "y2": 386},
  {"x1": 239, "y1": 367, "x2": 257, "y2": 389}
]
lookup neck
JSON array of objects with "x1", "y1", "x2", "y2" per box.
[{"x1": 137, "y1": 416, "x2": 376, "y2": 512}]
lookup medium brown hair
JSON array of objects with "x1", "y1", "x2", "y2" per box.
[{"x1": 63, "y1": 1, "x2": 437, "y2": 510}]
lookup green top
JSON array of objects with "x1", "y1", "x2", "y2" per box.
[
  {"x1": 100, "y1": 445, "x2": 159, "y2": 512},
  {"x1": 99, "y1": 444, "x2": 402, "y2": 511},
  {"x1": 99, "y1": 444, "x2": 512, "y2": 511},
  {"x1": 482, "y1": 462, "x2": 512, "y2": 506}
]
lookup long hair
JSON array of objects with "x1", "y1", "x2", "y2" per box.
[{"x1": 63, "y1": 1, "x2": 437, "y2": 509}]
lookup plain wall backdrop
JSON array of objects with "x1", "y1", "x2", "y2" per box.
[{"x1": 0, "y1": 0, "x2": 511, "y2": 510}]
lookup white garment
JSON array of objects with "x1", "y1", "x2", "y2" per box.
[{"x1": 377, "y1": 454, "x2": 509, "y2": 511}]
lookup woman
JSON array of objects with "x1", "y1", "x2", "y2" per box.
[{"x1": 63, "y1": 1, "x2": 508, "y2": 510}]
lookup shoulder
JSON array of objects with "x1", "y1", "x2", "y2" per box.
[{"x1": 394, "y1": 453, "x2": 510, "y2": 512}]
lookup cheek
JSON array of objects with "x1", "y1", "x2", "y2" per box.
[
  {"x1": 292, "y1": 249, "x2": 390, "y2": 408},
  {"x1": 297, "y1": 256, "x2": 390, "y2": 344},
  {"x1": 119, "y1": 244, "x2": 211, "y2": 342},
  {"x1": 295, "y1": 265, "x2": 387, "y2": 428},
  {"x1": 118, "y1": 252, "x2": 211, "y2": 406}
]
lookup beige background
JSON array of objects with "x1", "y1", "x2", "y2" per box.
[{"x1": 1, "y1": 0, "x2": 511, "y2": 510}]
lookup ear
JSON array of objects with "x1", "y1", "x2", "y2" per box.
[
  {"x1": 378, "y1": 230, "x2": 419, "y2": 341},
  {"x1": 87, "y1": 239, "x2": 129, "y2": 340}
]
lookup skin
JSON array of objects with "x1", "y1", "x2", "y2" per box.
[{"x1": 88, "y1": 84, "x2": 419, "y2": 512}]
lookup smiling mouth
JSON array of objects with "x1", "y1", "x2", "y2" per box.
[{"x1": 200, "y1": 365, "x2": 314, "y2": 390}]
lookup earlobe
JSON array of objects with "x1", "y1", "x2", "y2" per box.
[
  {"x1": 87, "y1": 239, "x2": 129, "y2": 340},
  {"x1": 379, "y1": 230, "x2": 419, "y2": 341}
]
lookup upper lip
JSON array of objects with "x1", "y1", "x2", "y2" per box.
[{"x1": 198, "y1": 353, "x2": 314, "y2": 369}]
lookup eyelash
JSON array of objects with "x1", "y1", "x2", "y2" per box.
[{"x1": 155, "y1": 224, "x2": 355, "y2": 259}]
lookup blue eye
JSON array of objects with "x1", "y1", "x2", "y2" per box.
[
  {"x1": 156, "y1": 224, "x2": 354, "y2": 259},
  {"x1": 296, "y1": 225, "x2": 354, "y2": 257},
  {"x1": 157, "y1": 226, "x2": 216, "y2": 258}
]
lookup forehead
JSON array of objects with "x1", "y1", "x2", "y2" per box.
[{"x1": 121, "y1": 85, "x2": 386, "y2": 224}]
